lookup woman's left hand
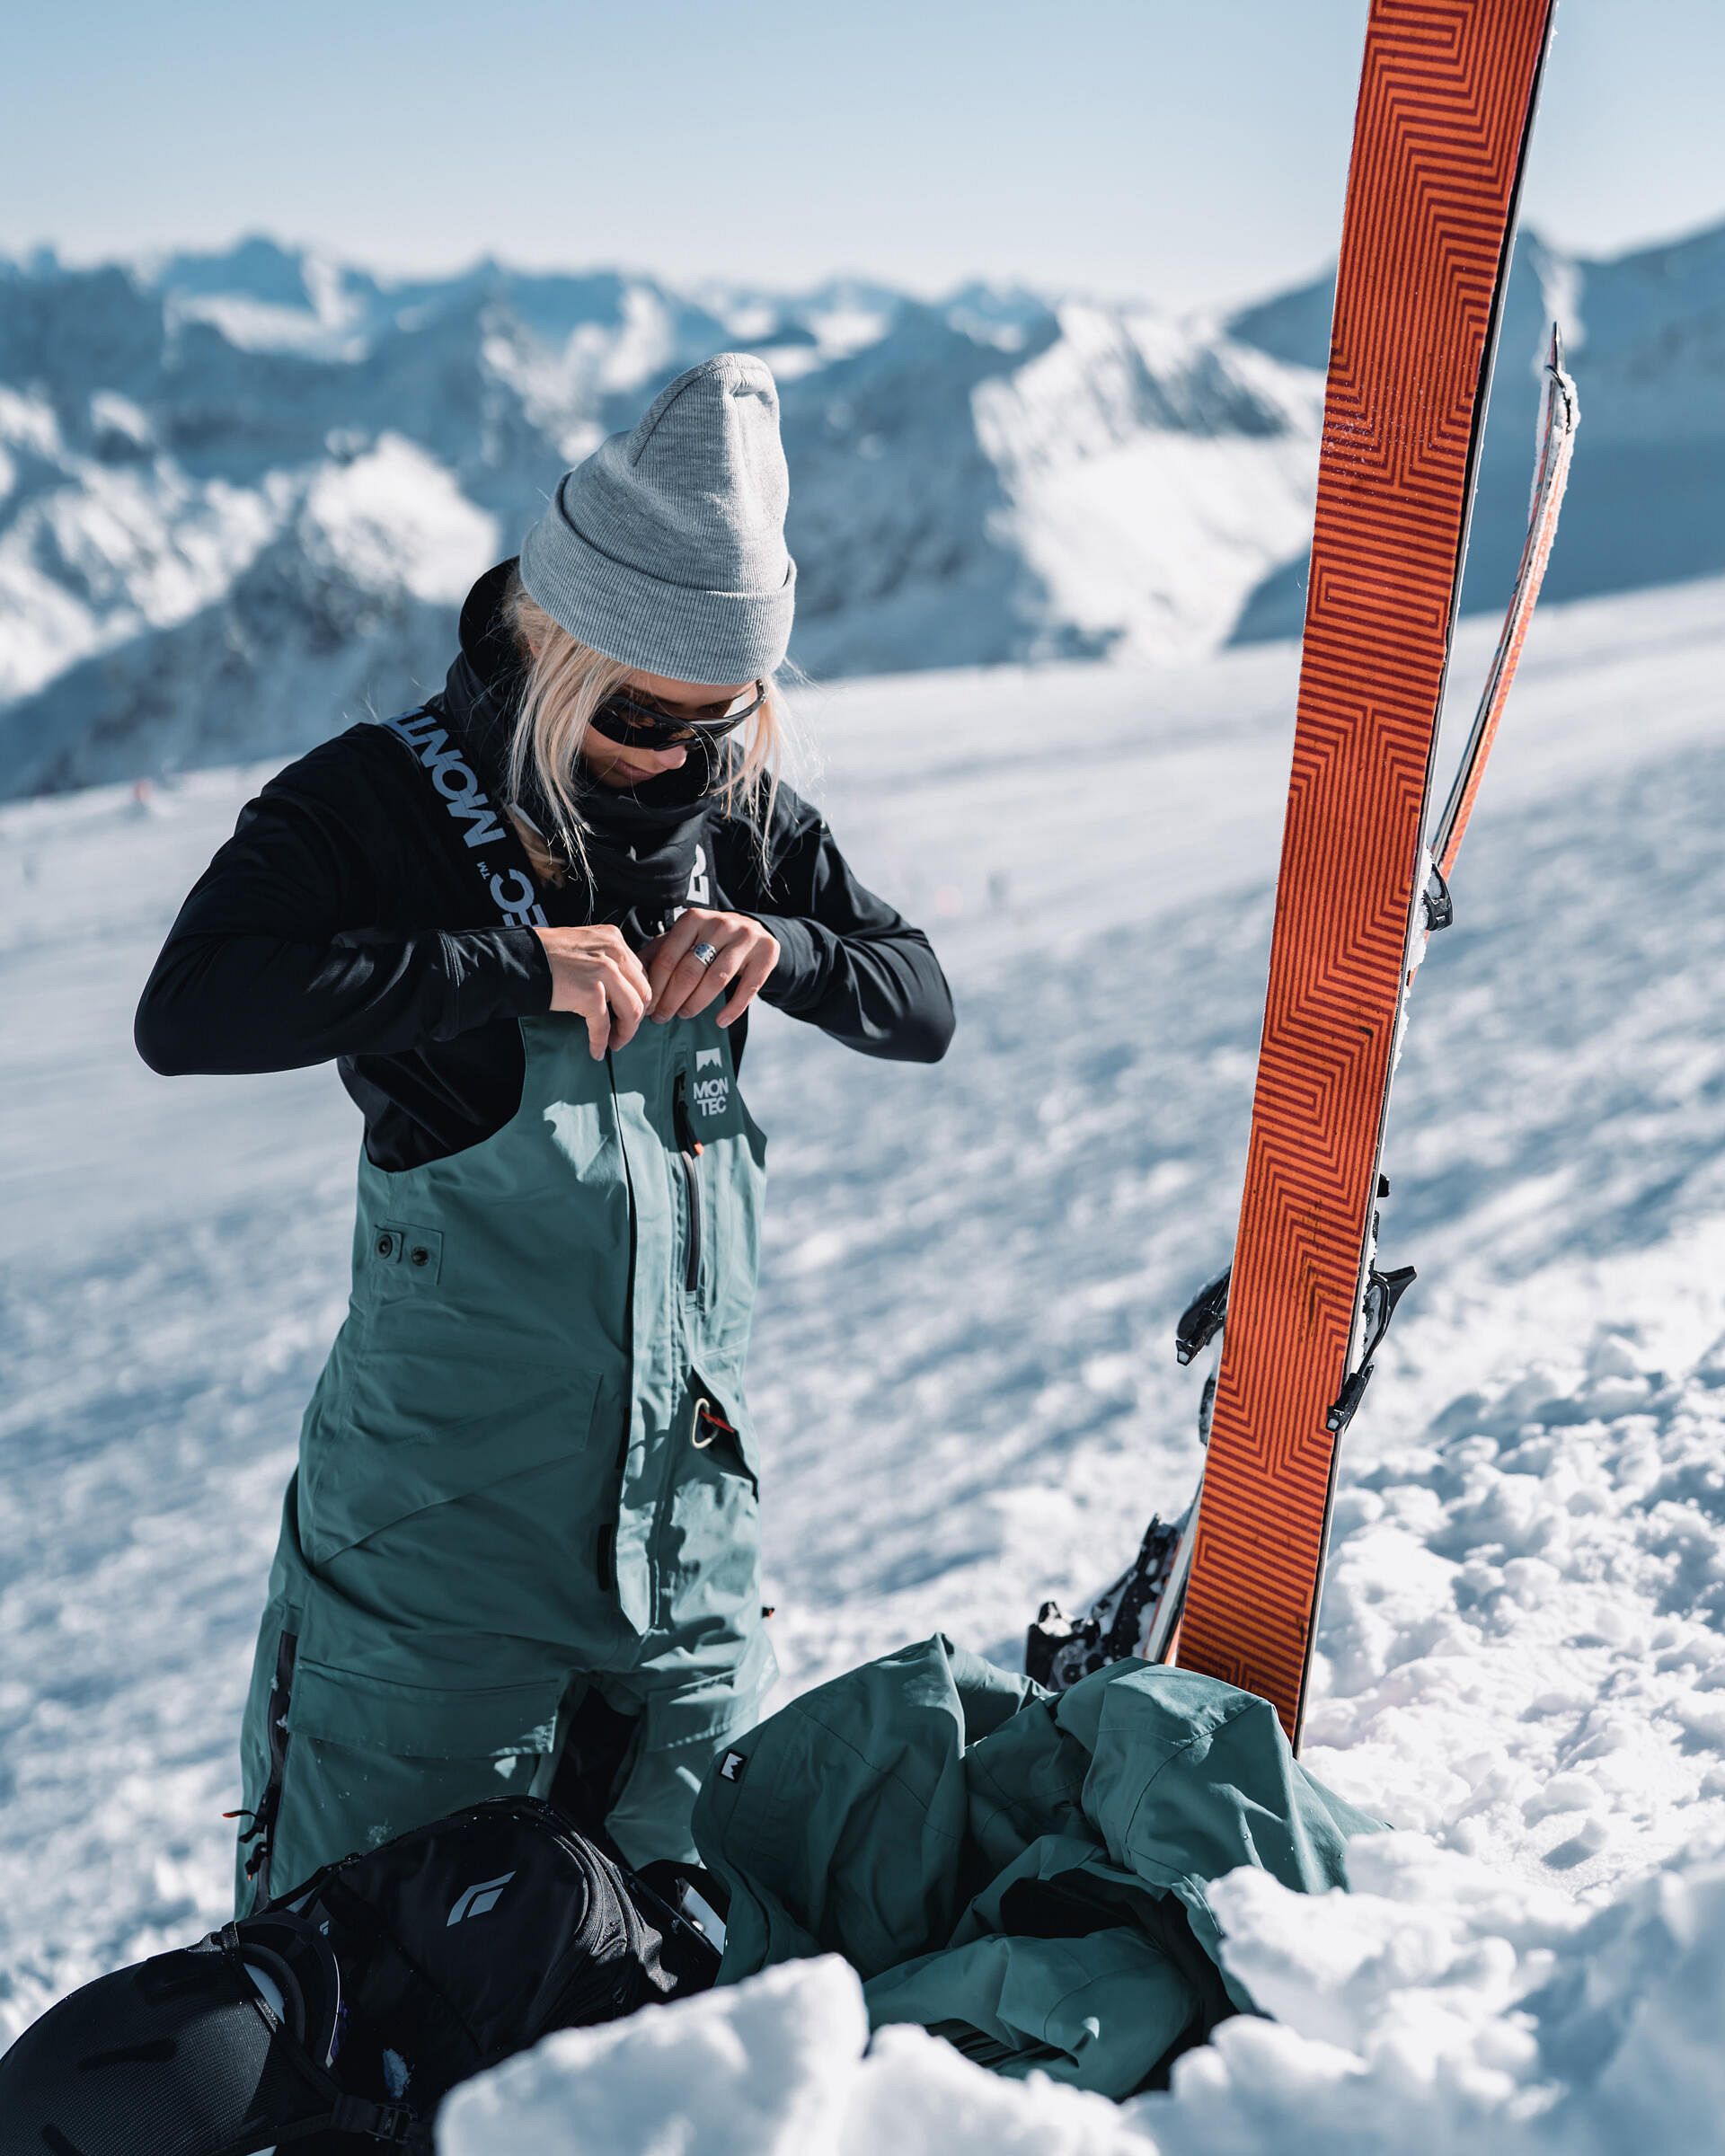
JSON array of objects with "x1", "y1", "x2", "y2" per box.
[{"x1": 644, "y1": 909, "x2": 781, "y2": 1029}]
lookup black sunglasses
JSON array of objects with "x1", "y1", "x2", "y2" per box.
[{"x1": 588, "y1": 680, "x2": 767, "y2": 748}]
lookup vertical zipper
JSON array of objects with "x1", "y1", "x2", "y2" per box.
[
  {"x1": 606, "y1": 1047, "x2": 638, "y2": 1473},
  {"x1": 673, "y1": 1070, "x2": 703, "y2": 1296}
]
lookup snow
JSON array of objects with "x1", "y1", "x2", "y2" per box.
[
  {"x1": 438, "y1": 1957, "x2": 1146, "y2": 2156},
  {"x1": 4, "y1": 574, "x2": 1725, "y2": 2149},
  {"x1": 801, "y1": 305, "x2": 896, "y2": 361},
  {"x1": 0, "y1": 450, "x2": 284, "y2": 707},
  {"x1": 971, "y1": 305, "x2": 1322, "y2": 658},
  {"x1": 302, "y1": 435, "x2": 500, "y2": 602}
]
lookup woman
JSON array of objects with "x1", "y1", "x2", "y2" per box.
[{"x1": 134, "y1": 353, "x2": 954, "y2": 1908}]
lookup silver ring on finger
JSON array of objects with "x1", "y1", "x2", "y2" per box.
[{"x1": 690, "y1": 941, "x2": 720, "y2": 969}]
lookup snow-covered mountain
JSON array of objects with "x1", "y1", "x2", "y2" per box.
[
  {"x1": 0, "y1": 219, "x2": 1719, "y2": 796},
  {"x1": 1226, "y1": 222, "x2": 1725, "y2": 642}
]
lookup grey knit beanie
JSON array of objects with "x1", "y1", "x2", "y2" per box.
[{"x1": 518, "y1": 351, "x2": 796, "y2": 685}]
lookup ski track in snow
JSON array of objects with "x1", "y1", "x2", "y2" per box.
[{"x1": 3, "y1": 577, "x2": 1725, "y2": 2148}]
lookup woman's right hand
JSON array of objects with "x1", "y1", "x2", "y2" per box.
[{"x1": 532, "y1": 926, "x2": 653, "y2": 1061}]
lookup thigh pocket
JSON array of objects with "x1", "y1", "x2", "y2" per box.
[
  {"x1": 288, "y1": 1657, "x2": 565, "y2": 1760},
  {"x1": 270, "y1": 1658, "x2": 567, "y2": 1888}
]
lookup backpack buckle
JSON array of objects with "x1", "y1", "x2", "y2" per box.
[{"x1": 330, "y1": 2092, "x2": 424, "y2": 2143}]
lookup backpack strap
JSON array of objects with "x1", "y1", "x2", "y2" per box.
[{"x1": 380, "y1": 705, "x2": 550, "y2": 932}]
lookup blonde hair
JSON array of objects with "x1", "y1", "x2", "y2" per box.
[{"x1": 500, "y1": 569, "x2": 785, "y2": 888}]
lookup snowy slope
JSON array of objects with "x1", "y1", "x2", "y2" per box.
[
  {"x1": 3, "y1": 577, "x2": 1725, "y2": 2150},
  {"x1": 5, "y1": 217, "x2": 1722, "y2": 795}
]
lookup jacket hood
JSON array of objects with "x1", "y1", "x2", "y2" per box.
[{"x1": 439, "y1": 557, "x2": 526, "y2": 800}]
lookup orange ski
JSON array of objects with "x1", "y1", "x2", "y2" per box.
[{"x1": 1173, "y1": 0, "x2": 1560, "y2": 1745}]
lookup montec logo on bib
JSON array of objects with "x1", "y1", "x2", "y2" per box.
[{"x1": 692, "y1": 1046, "x2": 730, "y2": 1119}]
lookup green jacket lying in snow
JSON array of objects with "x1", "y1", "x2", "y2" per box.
[{"x1": 691, "y1": 1636, "x2": 1381, "y2": 2098}]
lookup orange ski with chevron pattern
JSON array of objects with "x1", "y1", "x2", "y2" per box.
[{"x1": 1172, "y1": 0, "x2": 1556, "y2": 1743}]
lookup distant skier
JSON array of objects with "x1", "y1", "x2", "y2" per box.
[{"x1": 134, "y1": 353, "x2": 954, "y2": 1908}]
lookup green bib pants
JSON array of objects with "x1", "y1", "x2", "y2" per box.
[{"x1": 234, "y1": 1003, "x2": 775, "y2": 1909}]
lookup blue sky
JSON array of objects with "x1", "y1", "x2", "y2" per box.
[{"x1": 4, "y1": 2, "x2": 1718, "y2": 306}]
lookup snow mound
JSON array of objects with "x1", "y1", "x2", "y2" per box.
[
  {"x1": 437, "y1": 1955, "x2": 1145, "y2": 2156},
  {"x1": 1160, "y1": 1832, "x2": 1725, "y2": 2156},
  {"x1": 1307, "y1": 1283, "x2": 1725, "y2": 1888}
]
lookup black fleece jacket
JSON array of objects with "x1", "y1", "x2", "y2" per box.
[{"x1": 134, "y1": 563, "x2": 954, "y2": 1171}]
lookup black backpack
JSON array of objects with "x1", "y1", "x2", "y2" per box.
[{"x1": 0, "y1": 1796, "x2": 718, "y2": 2153}]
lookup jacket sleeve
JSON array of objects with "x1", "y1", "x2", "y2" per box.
[
  {"x1": 719, "y1": 782, "x2": 955, "y2": 1064},
  {"x1": 133, "y1": 727, "x2": 552, "y2": 1077}
]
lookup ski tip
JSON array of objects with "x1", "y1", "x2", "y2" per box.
[{"x1": 1544, "y1": 323, "x2": 1579, "y2": 418}]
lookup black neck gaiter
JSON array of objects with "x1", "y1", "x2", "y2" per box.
[{"x1": 440, "y1": 559, "x2": 725, "y2": 943}]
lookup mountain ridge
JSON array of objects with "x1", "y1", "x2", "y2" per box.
[{"x1": 1, "y1": 215, "x2": 1718, "y2": 796}]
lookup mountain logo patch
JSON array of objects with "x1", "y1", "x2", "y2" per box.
[{"x1": 693, "y1": 1056, "x2": 731, "y2": 1119}]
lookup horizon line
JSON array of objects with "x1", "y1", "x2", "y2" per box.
[{"x1": 5, "y1": 204, "x2": 1724, "y2": 326}]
